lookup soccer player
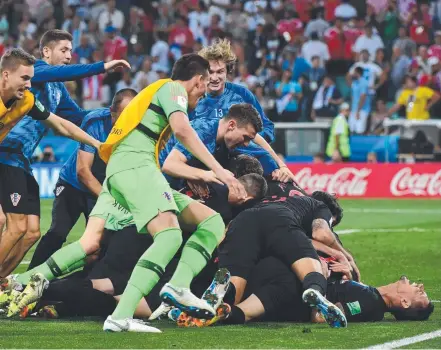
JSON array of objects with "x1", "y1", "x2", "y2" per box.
[
  {"x1": 0, "y1": 48, "x2": 103, "y2": 274},
  {"x1": 159, "y1": 103, "x2": 263, "y2": 190},
  {"x1": 28, "y1": 89, "x2": 138, "y2": 268},
  {"x1": 194, "y1": 39, "x2": 293, "y2": 182},
  {"x1": 5, "y1": 54, "x2": 245, "y2": 333},
  {"x1": 217, "y1": 194, "x2": 349, "y2": 328},
  {"x1": 0, "y1": 29, "x2": 130, "y2": 276}
]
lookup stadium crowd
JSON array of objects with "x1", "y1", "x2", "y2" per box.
[
  {"x1": 0, "y1": 0, "x2": 436, "y2": 333},
  {"x1": 2, "y1": 0, "x2": 441, "y2": 135}
]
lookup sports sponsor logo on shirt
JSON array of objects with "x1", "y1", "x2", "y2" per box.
[{"x1": 10, "y1": 193, "x2": 21, "y2": 207}]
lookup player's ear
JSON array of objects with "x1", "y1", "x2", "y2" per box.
[
  {"x1": 400, "y1": 297, "x2": 411, "y2": 309},
  {"x1": 42, "y1": 46, "x2": 50, "y2": 59}
]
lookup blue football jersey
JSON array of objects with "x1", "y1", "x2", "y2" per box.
[{"x1": 59, "y1": 108, "x2": 111, "y2": 192}]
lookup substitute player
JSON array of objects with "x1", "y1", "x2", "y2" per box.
[
  {"x1": 28, "y1": 89, "x2": 137, "y2": 268},
  {"x1": 0, "y1": 29, "x2": 130, "y2": 276},
  {"x1": 5, "y1": 54, "x2": 245, "y2": 333},
  {"x1": 0, "y1": 48, "x2": 103, "y2": 273},
  {"x1": 194, "y1": 39, "x2": 293, "y2": 182}
]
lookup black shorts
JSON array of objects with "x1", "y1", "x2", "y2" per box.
[
  {"x1": 218, "y1": 206, "x2": 319, "y2": 280},
  {"x1": 244, "y1": 257, "x2": 311, "y2": 322},
  {"x1": 0, "y1": 163, "x2": 40, "y2": 216},
  {"x1": 87, "y1": 225, "x2": 153, "y2": 295}
]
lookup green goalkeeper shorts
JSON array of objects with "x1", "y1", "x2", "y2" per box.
[{"x1": 106, "y1": 165, "x2": 194, "y2": 232}]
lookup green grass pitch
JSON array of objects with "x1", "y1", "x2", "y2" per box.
[{"x1": 1, "y1": 198, "x2": 440, "y2": 349}]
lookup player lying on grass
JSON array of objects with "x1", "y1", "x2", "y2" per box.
[
  {"x1": 194, "y1": 39, "x2": 294, "y2": 182},
  {"x1": 194, "y1": 257, "x2": 434, "y2": 326},
  {"x1": 0, "y1": 29, "x2": 130, "y2": 277},
  {"x1": 1, "y1": 54, "x2": 250, "y2": 332},
  {"x1": 28, "y1": 89, "x2": 138, "y2": 269},
  {"x1": 3, "y1": 173, "x2": 267, "y2": 321},
  {"x1": 173, "y1": 192, "x2": 345, "y2": 328}
]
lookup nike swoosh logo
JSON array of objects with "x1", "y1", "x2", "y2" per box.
[
  {"x1": 195, "y1": 110, "x2": 209, "y2": 117},
  {"x1": 167, "y1": 284, "x2": 184, "y2": 297}
]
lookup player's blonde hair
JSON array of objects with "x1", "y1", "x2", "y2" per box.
[{"x1": 198, "y1": 38, "x2": 237, "y2": 72}]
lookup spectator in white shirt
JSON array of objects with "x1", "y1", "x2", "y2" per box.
[
  {"x1": 98, "y1": 0, "x2": 125, "y2": 33},
  {"x1": 334, "y1": 0, "x2": 357, "y2": 20},
  {"x1": 116, "y1": 71, "x2": 138, "y2": 92},
  {"x1": 353, "y1": 23, "x2": 385, "y2": 60},
  {"x1": 304, "y1": 10, "x2": 330, "y2": 39},
  {"x1": 349, "y1": 49, "x2": 385, "y2": 94},
  {"x1": 133, "y1": 57, "x2": 159, "y2": 92},
  {"x1": 150, "y1": 31, "x2": 170, "y2": 73},
  {"x1": 301, "y1": 32, "x2": 330, "y2": 67}
]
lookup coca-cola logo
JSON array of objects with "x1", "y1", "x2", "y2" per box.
[
  {"x1": 293, "y1": 167, "x2": 372, "y2": 196},
  {"x1": 390, "y1": 168, "x2": 441, "y2": 196}
]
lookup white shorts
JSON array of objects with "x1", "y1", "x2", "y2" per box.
[{"x1": 349, "y1": 110, "x2": 369, "y2": 134}]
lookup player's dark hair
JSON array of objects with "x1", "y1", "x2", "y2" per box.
[
  {"x1": 39, "y1": 29, "x2": 73, "y2": 54},
  {"x1": 229, "y1": 154, "x2": 264, "y2": 178},
  {"x1": 111, "y1": 88, "x2": 137, "y2": 112},
  {"x1": 0, "y1": 48, "x2": 36, "y2": 73},
  {"x1": 311, "y1": 191, "x2": 343, "y2": 227},
  {"x1": 389, "y1": 302, "x2": 435, "y2": 321},
  {"x1": 225, "y1": 103, "x2": 263, "y2": 133},
  {"x1": 239, "y1": 173, "x2": 268, "y2": 200},
  {"x1": 171, "y1": 53, "x2": 209, "y2": 81}
]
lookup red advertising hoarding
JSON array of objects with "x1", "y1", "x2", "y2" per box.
[{"x1": 287, "y1": 163, "x2": 441, "y2": 198}]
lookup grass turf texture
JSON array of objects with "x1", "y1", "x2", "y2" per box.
[{"x1": 1, "y1": 198, "x2": 440, "y2": 349}]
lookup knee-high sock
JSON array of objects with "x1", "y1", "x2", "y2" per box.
[
  {"x1": 169, "y1": 213, "x2": 224, "y2": 289},
  {"x1": 17, "y1": 241, "x2": 87, "y2": 285},
  {"x1": 112, "y1": 228, "x2": 182, "y2": 320}
]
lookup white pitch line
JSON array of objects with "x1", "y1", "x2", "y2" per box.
[
  {"x1": 346, "y1": 208, "x2": 441, "y2": 214},
  {"x1": 337, "y1": 227, "x2": 441, "y2": 235},
  {"x1": 365, "y1": 329, "x2": 441, "y2": 349}
]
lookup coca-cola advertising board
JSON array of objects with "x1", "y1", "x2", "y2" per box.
[{"x1": 288, "y1": 163, "x2": 441, "y2": 198}]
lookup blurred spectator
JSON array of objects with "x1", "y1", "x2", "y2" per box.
[
  {"x1": 169, "y1": 16, "x2": 194, "y2": 55},
  {"x1": 408, "y1": 3, "x2": 431, "y2": 46},
  {"x1": 374, "y1": 48, "x2": 391, "y2": 101},
  {"x1": 393, "y1": 26, "x2": 417, "y2": 59},
  {"x1": 326, "y1": 102, "x2": 351, "y2": 162},
  {"x1": 85, "y1": 20, "x2": 102, "y2": 48},
  {"x1": 428, "y1": 30, "x2": 441, "y2": 60},
  {"x1": 387, "y1": 75, "x2": 440, "y2": 120},
  {"x1": 378, "y1": 1, "x2": 400, "y2": 53},
  {"x1": 188, "y1": 1, "x2": 210, "y2": 44},
  {"x1": 301, "y1": 32, "x2": 330, "y2": 67},
  {"x1": 313, "y1": 152, "x2": 326, "y2": 163},
  {"x1": 206, "y1": 14, "x2": 225, "y2": 44},
  {"x1": 70, "y1": 15, "x2": 87, "y2": 49},
  {"x1": 128, "y1": 42, "x2": 147, "y2": 73},
  {"x1": 18, "y1": 13, "x2": 37, "y2": 39},
  {"x1": 349, "y1": 49, "x2": 384, "y2": 96},
  {"x1": 83, "y1": 50, "x2": 107, "y2": 109},
  {"x1": 304, "y1": 9, "x2": 330, "y2": 39},
  {"x1": 226, "y1": 3, "x2": 250, "y2": 42},
  {"x1": 305, "y1": 56, "x2": 326, "y2": 92},
  {"x1": 150, "y1": 30, "x2": 170, "y2": 73},
  {"x1": 275, "y1": 69, "x2": 302, "y2": 121},
  {"x1": 410, "y1": 46, "x2": 431, "y2": 77},
  {"x1": 391, "y1": 50, "x2": 412, "y2": 89},
  {"x1": 98, "y1": 0, "x2": 125, "y2": 33},
  {"x1": 334, "y1": 0, "x2": 357, "y2": 21},
  {"x1": 116, "y1": 70, "x2": 137, "y2": 92},
  {"x1": 367, "y1": 151, "x2": 378, "y2": 163},
  {"x1": 74, "y1": 35, "x2": 95, "y2": 64},
  {"x1": 234, "y1": 63, "x2": 258, "y2": 89},
  {"x1": 90, "y1": 0, "x2": 108, "y2": 21},
  {"x1": 312, "y1": 75, "x2": 343, "y2": 119},
  {"x1": 41, "y1": 145, "x2": 56, "y2": 163},
  {"x1": 370, "y1": 98, "x2": 387, "y2": 135},
  {"x1": 280, "y1": 47, "x2": 310, "y2": 81},
  {"x1": 254, "y1": 83, "x2": 274, "y2": 112},
  {"x1": 349, "y1": 66, "x2": 371, "y2": 134},
  {"x1": 103, "y1": 25, "x2": 127, "y2": 61},
  {"x1": 133, "y1": 57, "x2": 159, "y2": 91},
  {"x1": 298, "y1": 73, "x2": 313, "y2": 121},
  {"x1": 353, "y1": 23, "x2": 385, "y2": 59}
]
